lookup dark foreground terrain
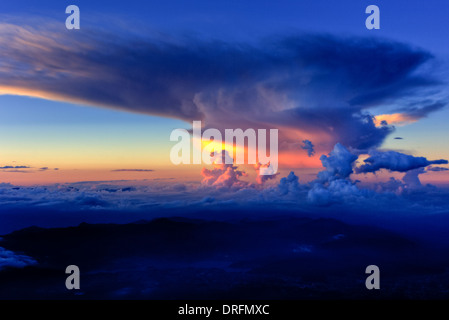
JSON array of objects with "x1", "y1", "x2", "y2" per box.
[{"x1": 1, "y1": 216, "x2": 449, "y2": 299}]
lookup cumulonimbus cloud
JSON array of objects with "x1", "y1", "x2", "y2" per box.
[
  {"x1": 317, "y1": 143, "x2": 358, "y2": 182},
  {"x1": 0, "y1": 21, "x2": 446, "y2": 161}
]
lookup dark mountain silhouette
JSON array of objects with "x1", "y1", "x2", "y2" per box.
[{"x1": 0, "y1": 216, "x2": 448, "y2": 299}]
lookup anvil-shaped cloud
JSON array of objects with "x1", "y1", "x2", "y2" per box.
[{"x1": 0, "y1": 22, "x2": 446, "y2": 160}]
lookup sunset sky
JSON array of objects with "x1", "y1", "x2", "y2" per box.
[
  {"x1": 3, "y1": 2, "x2": 449, "y2": 302},
  {"x1": 1, "y1": 0, "x2": 449, "y2": 186}
]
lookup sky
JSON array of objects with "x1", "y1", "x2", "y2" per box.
[{"x1": 0, "y1": 0, "x2": 449, "y2": 188}]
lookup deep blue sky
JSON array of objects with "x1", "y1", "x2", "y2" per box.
[{"x1": 2, "y1": 0, "x2": 449, "y2": 53}]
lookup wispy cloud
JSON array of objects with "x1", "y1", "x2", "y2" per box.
[
  {"x1": 0, "y1": 165, "x2": 59, "y2": 173},
  {"x1": 111, "y1": 169, "x2": 154, "y2": 172},
  {"x1": 0, "y1": 166, "x2": 30, "y2": 169},
  {"x1": 0, "y1": 247, "x2": 37, "y2": 270}
]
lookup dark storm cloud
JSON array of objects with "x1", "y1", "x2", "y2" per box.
[
  {"x1": 274, "y1": 35, "x2": 436, "y2": 107},
  {"x1": 355, "y1": 150, "x2": 448, "y2": 174},
  {"x1": 301, "y1": 140, "x2": 315, "y2": 157},
  {"x1": 0, "y1": 23, "x2": 444, "y2": 150}
]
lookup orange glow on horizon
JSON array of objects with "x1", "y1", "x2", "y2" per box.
[
  {"x1": 0, "y1": 166, "x2": 203, "y2": 185},
  {"x1": 279, "y1": 150, "x2": 322, "y2": 168}
]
